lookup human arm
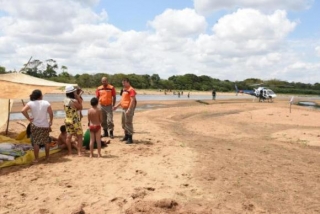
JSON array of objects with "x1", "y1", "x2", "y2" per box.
[
  {"x1": 113, "y1": 102, "x2": 121, "y2": 111},
  {"x1": 21, "y1": 104, "x2": 33, "y2": 123},
  {"x1": 112, "y1": 87, "x2": 116, "y2": 106},
  {"x1": 126, "y1": 96, "x2": 136, "y2": 114},
  {"x1": 99, "y1": 108, "x2": 102, "y2": 124},
  {"x1": 47, "y1": 105, "x2": 53, "y2": 126},
  {"x1": 71, "y1": 98, "x2": 82, "y2": 110},
  {"x1": 95, "y1": 88, "x2": 100, "y2": 98},
  {"x1": 87, "y1": 110, "x2": 91, "y2": 126}
]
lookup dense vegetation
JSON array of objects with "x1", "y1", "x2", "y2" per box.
[{"x1": 1, "y1": 60, "x2": 320, "y2": 95}]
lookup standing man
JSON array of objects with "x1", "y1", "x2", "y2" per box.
[
  {"x1": 96, "y1": 77, "x2": 116, "y2": 139},
  {"x1": 113, "y1": 78, "x2": 137, "y2": 144}
]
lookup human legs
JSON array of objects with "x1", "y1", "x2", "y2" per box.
[
  {"x1": 65, "y1": 134, "x2": 73, "y2": 155},
  {"x1": 101, "y1": 105, "x2": 109, "y2": 137},
  {"x1": 106, "y1": 105, "x2": 114, "y2": 138},
  {"x1": 95, "y1": 128, "x2": 102, "y2": 157},
  {"x1": 33, "y1": 144, "x2": 39, "y2": 162},
  {"x1": 76, "y1": 134, "x2": 83, "y2": 156},
  {"x1": 45, "y1": 143, "x2": 50, "y2": 160},
  {"x1": 121, "y1": 111, "x2": 128, "y2": 141},
  {"x1": 89, "y1": 131, "x2": 95, "y2": 158},
  {"x1": 31, "y1": 124, "x2": 50, "y2": 161},
  {"x1": 122, "y1": 110, "x2": 134, "y2": 144}
]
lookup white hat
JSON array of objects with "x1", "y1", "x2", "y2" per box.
[{"x1": 65, "y1": 85, "x2": 77, "y2": 93}]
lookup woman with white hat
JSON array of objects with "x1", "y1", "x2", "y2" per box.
[{"x1": 63, "y1": 85, "x2": 83, "y2": 156}]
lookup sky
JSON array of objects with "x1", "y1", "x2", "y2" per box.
[{"x1": 0, "y1": 0, "x2": 319, "y2": 83}]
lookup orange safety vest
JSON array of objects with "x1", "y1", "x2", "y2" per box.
[
  {"x1": 97, "y1": 84, "x2": 114, "y2": 106},
  {"x1": 121, "y1": 87, "x2": 135, "y2": 109}
]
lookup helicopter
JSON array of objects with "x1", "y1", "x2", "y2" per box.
[{"x1": 235, "y1": 84, "x2": 277, "y2": 102}]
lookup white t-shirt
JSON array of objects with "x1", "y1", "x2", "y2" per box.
[{"x1": 27, "y1": 100, "x2": 51, "y2": 127}]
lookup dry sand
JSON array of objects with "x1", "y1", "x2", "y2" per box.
[{"x1": 1, "y1": 98, "x2": 320, "y2": 214}]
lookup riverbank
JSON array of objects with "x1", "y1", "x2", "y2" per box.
[{"x1": 1, "y1": 99, "x2": 320, "y2": 213}]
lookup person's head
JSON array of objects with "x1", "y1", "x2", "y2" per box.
[
  {"x1": 60, "y1": 125, "x2": 66, "y2": 133},
  {"x1": 122, "y1": 78, "x2": 131, "y2": 88},
  {"x1": 101, "y1": 77, "x2": 108, "y2": 87},
  {"x1": 65, "y1": 85, "x2": 77, "y2": 99},
  {"x1": 30, "y1": 89, "x2": 42, "y2": 101},
  {"x1": 90, "y1": 97, "x2": 99, "y2": 107}
]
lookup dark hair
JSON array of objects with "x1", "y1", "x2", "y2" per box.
[
  {"x1": 90, "y1": 97, "x2": 98, "y2": 106},
  {"x1": 120, "y1": 89, "x2": 123, "y2": 96},
  {"x1": 26, "y1": 123, "x2": 31, "y2": 138},
  {"x1": 66, "y1": 92, "x2": 75, "y2": 99},
  {"x1": 60, "y1": 125, "x2": 66, "y2": 133},
  {"x1": 30, "y1": 89, "x2": 42, "y2": 101},
  {"x1": 122, "y1": 78, "x2": 130, "y2": 83}
]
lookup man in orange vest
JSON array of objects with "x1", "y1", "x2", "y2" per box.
[
  {"x1": 113, "y1": 78, "x2": 136, "y2": 144},
  {"x1": 96, "y1": 77, "x2": 116, "y2": 138}
]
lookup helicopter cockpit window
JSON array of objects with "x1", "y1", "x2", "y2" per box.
[{"x1": 266, "y1": 90, "x2": 275, "y2": 95}]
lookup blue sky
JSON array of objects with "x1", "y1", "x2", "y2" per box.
[
  {"x1": 0, "y1": 0, "x2": 319, "y2": 83},
  {"x1": 94, "y1": 0, "x2": 194, "y2": 31}
]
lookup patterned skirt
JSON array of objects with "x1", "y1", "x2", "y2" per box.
[{"x1": 30, "y1": 123, "x2": 50, "y2": 146}]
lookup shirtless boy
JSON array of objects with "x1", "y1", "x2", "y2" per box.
[
  {"x1": 88, "y1": 97, "x2": 102, "y2": 158},
  {"x1": 57, "y1": 125, "x2": 78, "y2": 150}
]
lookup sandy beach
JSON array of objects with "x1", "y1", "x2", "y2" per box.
[{"x1": 1, "y1": 97, "x2": 320, "y2": 213}]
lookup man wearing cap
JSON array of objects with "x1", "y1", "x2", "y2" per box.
[{"x1": 96, "y1": 77, "x2": 116, "y2": 138}]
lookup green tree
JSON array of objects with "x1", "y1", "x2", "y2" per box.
[
  {"x1": 0, "y1": 66, "x2": 5, "y2": 74},
  {"x1": 43, "y1": 59, "x2": 58, "y2": 77}
]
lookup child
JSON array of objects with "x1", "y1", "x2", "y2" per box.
[
  {"x1": 57, "y1": 125, "x2": 79, "y2": 150},
  {"x1": 88, "y1": 97, "x2": 102, "y2": 158},
  {"x1": 57, "y1": 125, "x2": 68, "y2": 149}
]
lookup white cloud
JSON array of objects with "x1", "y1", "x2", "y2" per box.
[
  {"x1": 316, "y1": 46, "x2": 320, "y2": 57},
  {"x1": 0, "y1": 1, "x2": 319, "y2": 83},
  {"x1": 148, "y1": 8, "x2": 207, "y2": 37},
  {"x1": 194, "y1": 0, "x2": 313, "y2": 15},
  {"x1": 195, "y1": 9, "x2": 296, "y2": 59}
]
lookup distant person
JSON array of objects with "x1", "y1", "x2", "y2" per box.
[
  {"x1": 187, "y1": 92, "x2": 190, "y2": 98},
  {"x1": 96, "y1": 77, "x2": 116, "y2": 139},
  {"x1": 88, "y1": 97, "x2": 102, "y2": 158},
  {"x1": 113, "y1": 78, "x2": 137, "y2": 144},
  {"x1": 212, "y1": 89, "x2": 216, "y2": 100},
  {"x1": 178, "y1": 91, "x2": 180, "y2": 98},
  {"x1": 21, "y1": 89, "x2": 53, "y2": 163},
  {"x1": 259, "y1": 90, "x2": 264, "y2": 102},
  {"x1": 64, "y1": 85, "x2": 83, "y2": 156}
]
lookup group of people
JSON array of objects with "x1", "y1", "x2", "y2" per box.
[{"x1": 21, "y1": 77, "x2": 137, "y2": 162}]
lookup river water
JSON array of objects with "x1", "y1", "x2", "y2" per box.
[
  {"x1": 10, "y1": 93, "x2": 243, "y2": 120},
  {"x1": 12, "y1": 93, "x2": 318, "y2": 120}
]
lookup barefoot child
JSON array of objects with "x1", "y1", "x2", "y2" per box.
[{"x1": 88, "y1": 97, "x2": 102, "y2": 158}]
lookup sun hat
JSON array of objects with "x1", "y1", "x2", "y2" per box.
[{"x1": 65, "y1": 85, "x2": 77, "y2": 93}]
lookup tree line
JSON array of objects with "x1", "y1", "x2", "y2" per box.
[{"x1": 1, "y1": 59, "x2": 320, "y2": 95}]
